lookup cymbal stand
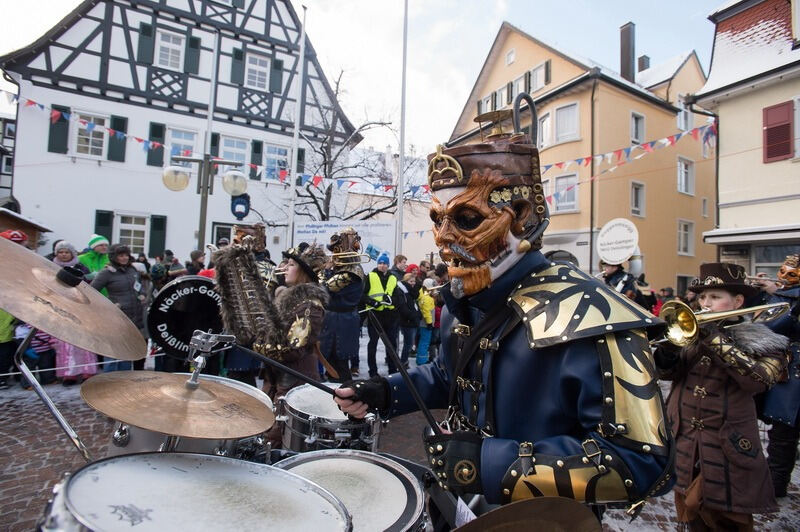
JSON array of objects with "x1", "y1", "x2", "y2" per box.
[
  {"x1": 185, "y1": 330, "x2": 235, "y2": 390},
  {"x1": 14, "y1": 328, "x2": 93, "y2": 462}
]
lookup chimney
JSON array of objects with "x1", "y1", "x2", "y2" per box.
[
  {"x1": 638, "y1": 55, "x2": 650, "y2": 72},
  {"x1": 620, "y1": 22, "x2": 635, "y2": 83}
]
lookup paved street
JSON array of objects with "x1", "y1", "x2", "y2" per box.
[{"x1": 1, "y1": 347, "x2": 799, "y2": 531}]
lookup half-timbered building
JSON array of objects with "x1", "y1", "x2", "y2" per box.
[{"x1": 0, "y1": 0, "x2": 358, "y2": 260}]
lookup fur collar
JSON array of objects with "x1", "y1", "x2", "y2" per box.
[
  {"x1": 274, "y1": 282, "x2": 329, "y2": 315},
  {"x1": 728, "y1": 322, "x2": 789, "y2": 356}
]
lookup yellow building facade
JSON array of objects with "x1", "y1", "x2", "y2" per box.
[{"x1": 447, "y1": 22, "x2": 716, "y2": 294}]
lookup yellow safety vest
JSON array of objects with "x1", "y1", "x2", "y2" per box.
[{"x1": 367, "y1": 271, "x2": 397, "y2": 311}]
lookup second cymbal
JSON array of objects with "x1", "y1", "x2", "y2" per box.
[{"x1": 81, "y1": 371, "x2": 274, "y2": 440}]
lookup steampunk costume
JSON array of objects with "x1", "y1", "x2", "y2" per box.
[
  {"x1": 319, "y1": 228, "x2": 365, "y2": 381},
  {"x1": 759, "y1": 254, "x2": 800, "y2": 497},
  {"x1": 339, "y1": 96, "x2": 673, "y2": 516},
  {"x1": 655, "y1": 263, "x2": 788, "y2": 528}
]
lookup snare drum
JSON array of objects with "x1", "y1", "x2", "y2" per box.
[
  {"x1": 278, "y1": 383, "x2": 380, "y2": 452},
  {"x1": 39, "y1": 452, "x2": 351, "y2": 531},
  {"x1": 276, "y1": 449, "x2": 425, "y2": 532},
  {"x1": 108, "y1": 374, "x2": 273, "y2": 459}
]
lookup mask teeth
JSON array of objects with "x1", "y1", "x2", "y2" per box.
[{"x1": 450, "y1": 243, "x2": 477, "y2": 263}]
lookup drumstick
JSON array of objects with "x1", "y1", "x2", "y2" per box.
[{"x1": 237, "y1": 345, "x2": 338, "y2": 397}]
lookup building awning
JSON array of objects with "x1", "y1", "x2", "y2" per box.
[
  {"x1": 703, "y1": 224, "x2": 800, "y2": 245},
  {"x1": 0, "y1": 207, "x2": 52, "y2": 232}
]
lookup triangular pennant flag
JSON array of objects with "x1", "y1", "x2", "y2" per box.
[
  {"x1": 301, "y1": 174, "x2": 312, "y2": 186},
  {"x1": 690, "y1": 128, "x2": 700, "y2": 140},
  {"x1": 182, "y1": 149, "x2": 192, "y2": 156},
  {"x1": 418, "y1": 231, "x2": 424, "y2": 237},
  {"x1": 348, "y1": 181, "x2": 357, "y2": 188},
  {"x1": 384, "y1": 185, "x2": 393, "y2": 192},
  {"x1": 278, "y1": 169, "x2": 288, "y2": 182},
  {"x1": 403, "y1": 232, "x2": 409, "y2": 239},
  {"x1": 575, "y1": 158, "x2": 584, "y2": 167},
  {"x1": 545, "y1": 194, "x2": 553, "y2": 204},
  {"x1": 583, "y1": 156, "x2": 592, "y2": 167},
  {"x1": 142, "y1": 140, "x2": 151, "y2": 151},
  {"x1": 86, "y1": 122, "x2": 96, "y2": 132},
  {"x1": 50, "y1": 110, "x2": 62, "y2": 124},
  {"x1": 410, "y1": 185, "x2": 420, "y2": 196},
  {"x1": 312, "y1": 175, "x2": 323, "y2": 187},
  {"x1": 624, "y1": 147, "x2": 633, "y2": 159},
  {"x1": 634, "y1": 153, "x2": 646, "y2": 160},
  {"x1": 24, "y1": 99, "x2": 36, "y2": 107},
  {"x1": 37, "y1": 103, "x2": 45, "y2": 110},
  {"x1": 593, "y1": 155, "x2": 604, "y2": 164},
  {"x1": 373, "y1": 183, "x2": 382, "y2": 190},
  {"x1": 564, "y1": 161, "x2": 573, "y2": 170},
  {"x1": 115, "y1": 131, "x2": 125, "y2": 140},
  {"x1": 614, "y1": 149, "x2": 623, "y2": 162},
  {"x1": 422, "y1": 184, "x2": 430, "y2": 193},
  {"x1": 666, "y1": 135, "x2": 676, "y2": 146},
  {"x1": 555, "y1": 162, "x2": 564, "y2": 170},
  {"x1": 543, "y1": 164, "x2": 552, "y2": 173},
  {"x1": 336, "y1": 179, "x2": 346, "y2": 189},
  {"x1": 171, "y1": 145, "x2": 180, "y2": 156},
  {"x1": 641, "y1": 142, "x2": 653, "y2": 153}
]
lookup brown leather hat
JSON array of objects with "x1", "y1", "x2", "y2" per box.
[{"x1": 689, "y1": 262, "x2": 758, "y2": 298}]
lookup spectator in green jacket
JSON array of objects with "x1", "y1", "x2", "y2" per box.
[{"x1": 77, "y1": 234, "x2": 109, "y2": 282}]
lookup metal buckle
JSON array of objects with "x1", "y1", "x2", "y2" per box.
[
  {"x1": 581, "y1": 438, "x2": 602, "y2": 461},
  {"x1": 519, "y1": 442, "x2": 533, "y2": 457},
  {"x1": 456, "y1": 376, "x2": 484, "y2": 393},
  {"x1": 692, "y1": 385, "x2": 707, "y2": 398},
  {"x1": 479, "y1": 337, "x2": 498, "y2": 350},
  {"x1": 453, "y1": 324, "x2": 471, "y2": 337},
  {"x1": 690, "y1": 417, "x2": 704, "y2": 430}
]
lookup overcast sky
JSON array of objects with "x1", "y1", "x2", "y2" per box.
[{"x1": 0, "y1": 0, "x2": 723, "y2": 154}]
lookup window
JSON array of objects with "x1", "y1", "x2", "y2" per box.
[
  {"x1": 263, "y1": 144, "x2": 289, "y2": 180},
  {"x1": 512, "y1": 75, "x2": 525, "y2": 100},
  {"x1": 537, "y1": 113, "x2": 551, "y2": 148},
  {"x1": 168, "y1": 128, "x2": 196, "y2": 165},
  {"x1": 755, "y1": 244, "x2": 798, "y2": 277},
  {"x1": 156, "y1": 30, "x2": 184, "y2": 71},
  {"x1": 677, "y1": 220, "x2": 694, "y2": 256},
  {"x1": 630, "y1": 181, "x2": 645, "y2": 217},
  {"x1": 555, "y1": 103, "x2": 578, "y2": 143},
  {"x1": 3, "y1": 122, "x2": 15, "y2": 139},
  {"x1": 116, "y1": 215, "x2": 148, "y2": 256},
  {"x1": 794, "y1": 96, "x2": 800, "y2": 157},
  {"x1": 505, "y1": 49, "x2": 515, "y2": 65},
  {"x1": 677, "y1": 96, "x2": 690, "y2": 131},
  {"x1": 677, "y1": 157, "x2": 694, "y2": 195},
  {"x1": 220, "y1": 135, "x2": 248, "y2": 173},
  {"x1": 631, "y1": 112, "x2": 645, "y2": 144},
  {"x1": 496, "y1": 87, "x2": 507, "y2": 109},
  {"x1": 702, "y1": 197, "x2": 708, "y2": 218},
  {"x1": 245, "y1": 52, "x2": 270, "y2": 91},
  {"x1": 1, "y1": 155, "x2": 12, "y2": 174},
  {"x1": 481, "y1": 95, "x2": 492, "y2": 113},
  {"x1": 554, "y1": 174, "x2": 577, "y2": 212},
  {"x1": 531, "y1": 63, "x2": 546, "y2": 92},
  {"x1": 73, "y1": 113, "x2": 107, "y2": 157},
  {"x1": 676, "y1": 275, "x2": 695, "y2": 297},
  {"x1": 763, "y1": 100, "x2": 794, "y2": 162}
]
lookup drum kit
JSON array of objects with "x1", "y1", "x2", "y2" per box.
[{"x1": 0, "y1": 237, "x2": 599, "y2": 531}]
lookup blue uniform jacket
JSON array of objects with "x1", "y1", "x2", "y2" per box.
[
  {"x1": 386, "y1": 251, "x2": 672, "y2": 505},
  {"x1": 320, "y1": 279, "x2": 364, "y2": 361},
  {"x1": 762, "y1": 286, "x2": 800, "y2": 426}
]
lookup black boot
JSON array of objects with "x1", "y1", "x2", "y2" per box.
[{"x1": 767, "y1": 422, "x2": 800, "y2": 497}]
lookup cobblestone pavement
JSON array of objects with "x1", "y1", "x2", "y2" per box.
[{"x1": 1, "y1": 339, "x2": 798, "y2": 530}]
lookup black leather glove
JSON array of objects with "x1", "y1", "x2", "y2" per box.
[
  {"x1": 340, "y1": 376, "x2": 389, "y2": 412},
  {"x1": 424, "y1": 430, "x2": 483, "y2": 494}
]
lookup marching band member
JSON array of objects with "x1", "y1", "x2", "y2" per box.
[
  {"x1": 335, "y1": 121, "x2": 673, "y2": 520},
  {"x1": 600, "y1": 259, "x2": 637, "y2": 300},
  {"x1": 654, "y1": 263, "x2": 788, "y2": 529},
  {"x1": 754, "y1": 253, "x2": 800, "y2": 498}
]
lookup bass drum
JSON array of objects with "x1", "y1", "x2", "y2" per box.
[
  {"x1": 107, "y1": 373, "x2": 274, "y2": 460},
  {"x1": 146, "y1": 275, "x2": 223, "y2": 361},
  {"x1": 39, "y1": 452, "x2": 351, "y2": 531},
  {"x1": 275, "y1": 449, "x2": 425, "y2": 532}
]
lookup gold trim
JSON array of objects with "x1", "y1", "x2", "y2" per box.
[{"x1": 427, "y1": 145, "x2": 464, "y2": 187}]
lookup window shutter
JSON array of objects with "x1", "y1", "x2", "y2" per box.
[
  {"x1": 94, "y1": 210, "x2": 114, "y2": 241},
  {"x1": 476, "y1": 100, "x2": 482, "y2": 116},
  {"x1": 763, "y1": 101, "x2": 794, "y2": 163},
  {"x1": 148, "y1": 215, "x2": 167, "y2": 257},
  {"x1": 107, "y1": 115, "x2": 128, "y2": 162},
  {"x1": 210, "y1": 133, "x2": 220, "y2": 157},
  {"x1": 184, "y1": 36, "x2": 201, "y2": 74},
  {"x1": 491, "y1": 92, "x2": 497, "y2": 111},
  {"x1": 506, "y1": 82, "x2": 513, "y2": 105},
  {"x1": 297, "y1": 147, "x2": 305, "y2": 173},
  {"x1": 146, "y1": 122, "x2": 166, "y2": 167},
  {"x1": 231, "y1": 48, "x2": 244, "y2": 85},
  {"x1": 250, "y1": 140, "x2": 263, "y2": 179},
  {"x1": 137, "y1": 23, "x2": 154, "y2": 64},
  {"x1": 48, "y1": 104, "x2": 70, "y2": 154},
  {"x1": 232, "y1": 0, "x2": 244, "y2": 7},
  {"x1": 524, "y1": 71, "x2": 531, "y2": 93},
  {"x1": 544, "y1": 60, "x2": 551, "y2": 85},
  {"x1": 269, "y1": 58, "x2": 284, "y2": 93}
]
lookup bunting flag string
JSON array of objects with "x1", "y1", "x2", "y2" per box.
[{"x1": 5, "y1": 88, "x2": 715, "y2": 199}]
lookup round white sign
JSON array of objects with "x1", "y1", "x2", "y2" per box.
[{"x1": 597, "y1": 218, "x2": 639, "y2": 265}]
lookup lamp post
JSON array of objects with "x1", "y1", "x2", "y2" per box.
[{"x1": 162, "y1": 154, "x2": 246, "y2": 250}]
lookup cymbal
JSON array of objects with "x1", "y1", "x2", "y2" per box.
[
  {"x1": 81, "y1": 371, "x2": 275, "y2": 439},
  {"x1": 0, "y1": 237, "x2": 145, "y2": 360},
  {"x1": 455, "y1": 497, "x2": 601, "y2": 532}
]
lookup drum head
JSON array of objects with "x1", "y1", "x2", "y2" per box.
[
  {"x1": 146, "y1": 276, "x2": 223, "y2": 359},
  {"x1": 284, "y1": 383, "x2": 347, "y2": 421},
  {"x1": 276, "y1": 449, "x2": 423, "y2": 532},
  {"x1": 65, "y1": 453, "x2": 350, "y2": 531}
]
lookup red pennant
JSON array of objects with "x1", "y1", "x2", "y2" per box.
[
  {"x1": 312, "y1": 175, "x2": 323, "y2": 187},
  {"x1": 182, "y1": 149, "x2": 192, "y2": 156},
  {"x1": 555, "y1": 162, "x2": 564, "y2": 170},
  {"x1": 348, "y1": 181, "x2": 357, "y2": 188},
  {"x1": 667, "y1": 135, "x2": 676, "y2": 146},
  {"x1": 383, "y1": 185, "x2": 393, "y2": 192},
  {"x1": 248, "y1": 163, "x2": 257, "y2": 169},
  {"x1": 545, "y1": 195, "x2": 553, "y2": 204},
  {"x1": 642, "y1": 142, "x2": 653, "y2": 153},
  {"x1": 690, "y1": 128, "x2": 700, "y2": 140},
  {"x1": 422, "y1": 185, "x2": 430, "y2": 192},
  {"x1": 278, "y1": 170, "x2": 287, "y2": 183},
  {"x1": 614, "y1": 149, "x2": 623, "y2": 162},
  {"x1": 582, "y1": 156, "x2": 591, "y2": 167},
  {"x1": 24, "y1": 99, "x2": 36, "y2": 107},
  {"x1": 107, "y1": 127, "x2": 116, "y2": 137},
  {"x1": 50, "y1": 110, "x2": 61, "y2": 124},
  {"x1": 133, "y1": 137, "x2": 143, "y2": 143}
]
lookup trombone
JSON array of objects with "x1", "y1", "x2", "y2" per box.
[
  {"x1": 656, "y1": 300, "x2": 790, "y2": 347},
  {"x1": 745, "y1": 275, "x2": 784, "y2": 288},
  {"x1": 329, "y1": 252, "x2": 371, "y2": 267}
]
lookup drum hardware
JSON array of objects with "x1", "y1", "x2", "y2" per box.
[
  {"x1": 112, "y1": 424, "x2": 130, "y2": 448},
  {"x1": 654, "y1": 300, "x2": 790, "y2": 347},
  {"x1": 184, "y1": 329, "x2": 235, "y2": 390}
]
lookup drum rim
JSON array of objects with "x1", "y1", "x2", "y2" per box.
[
  {"x1": 275, "y1": 449, "x2": 424, "y2": 531},
  {"x1": 63, "y1": 451, "x2": 352, "y2": 531},
  {"x1": 282, "y1": 383, "x2": 352, "y2": 424}
]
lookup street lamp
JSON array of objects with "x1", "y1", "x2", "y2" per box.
[{"x1": 162, "y1": 154, "x2": 246, "y2": 250}]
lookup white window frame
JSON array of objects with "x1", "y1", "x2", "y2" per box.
[
  {"x1": 512, "y1": 75, "x2": 525, "y2": 100},
  {"x1": 113, "y1": 212, "x2": 150, "y2": 257},
  {"x1": 677, "y1": 219, "x2": 695, "y2": 256},
  {"x1": 71, "y1": 111, "x2": 108, "y2": 159},
  {"x1": 554, "y1": 102, "x2": 579, "y2": 144},
  {"x1": 219, "y1": 135, "x2": 249, "y2": 173},
  {"x1": 496, "y1": 86, "x2": 507, "y2": 109},
  {"x1": 541, "y1": 178, "x2": 550, "y2": 199},
  {"x1": 677, "y1": 95, "x2": 690, "y2": 131},
  {"x1": 531, "y1": 62, "x2": 546, "y2": 92},
  {"x1": 702, "y1": 197, "x2": 709, "y2": 218},
  {"x1": 631, "y1": 111, "x2": 645, "y2": 145},
  {"x1": 630, "y1": 181, "x2": 645, "y2": 217},
  {"x1": 537, "y1": 112, "x2": 551, "y2": 149},
  {"x1": 263, "y1": 143, "x2": 289, "y2": 181},
  {"x1": 677, "y1": 156, "x2": 695, "y2": 195},
  {"x1": 1, "y1": 154, "x2": 12, "y2": 174},
  {"x1": 481, "y1": 95, "x2": 492, "y2": 113},
  {"x1": 3, "y1": 122, "x2": 15, "y2": 139},
  {"x1": 505, "y1": 49, "x2": 516, "y2": 65},
  {"x1": 167, "y1": 127, "x2": 197, "y2": 166},
  {"x1": 156, "y1": 30, "x2": 184, "y2": 72},
  {"x1": 553, "y1": 174, "x2": 578, "y2": 213},
  {"x1": 245, "y1": 51, "x2": 270, "y2": 91}
]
